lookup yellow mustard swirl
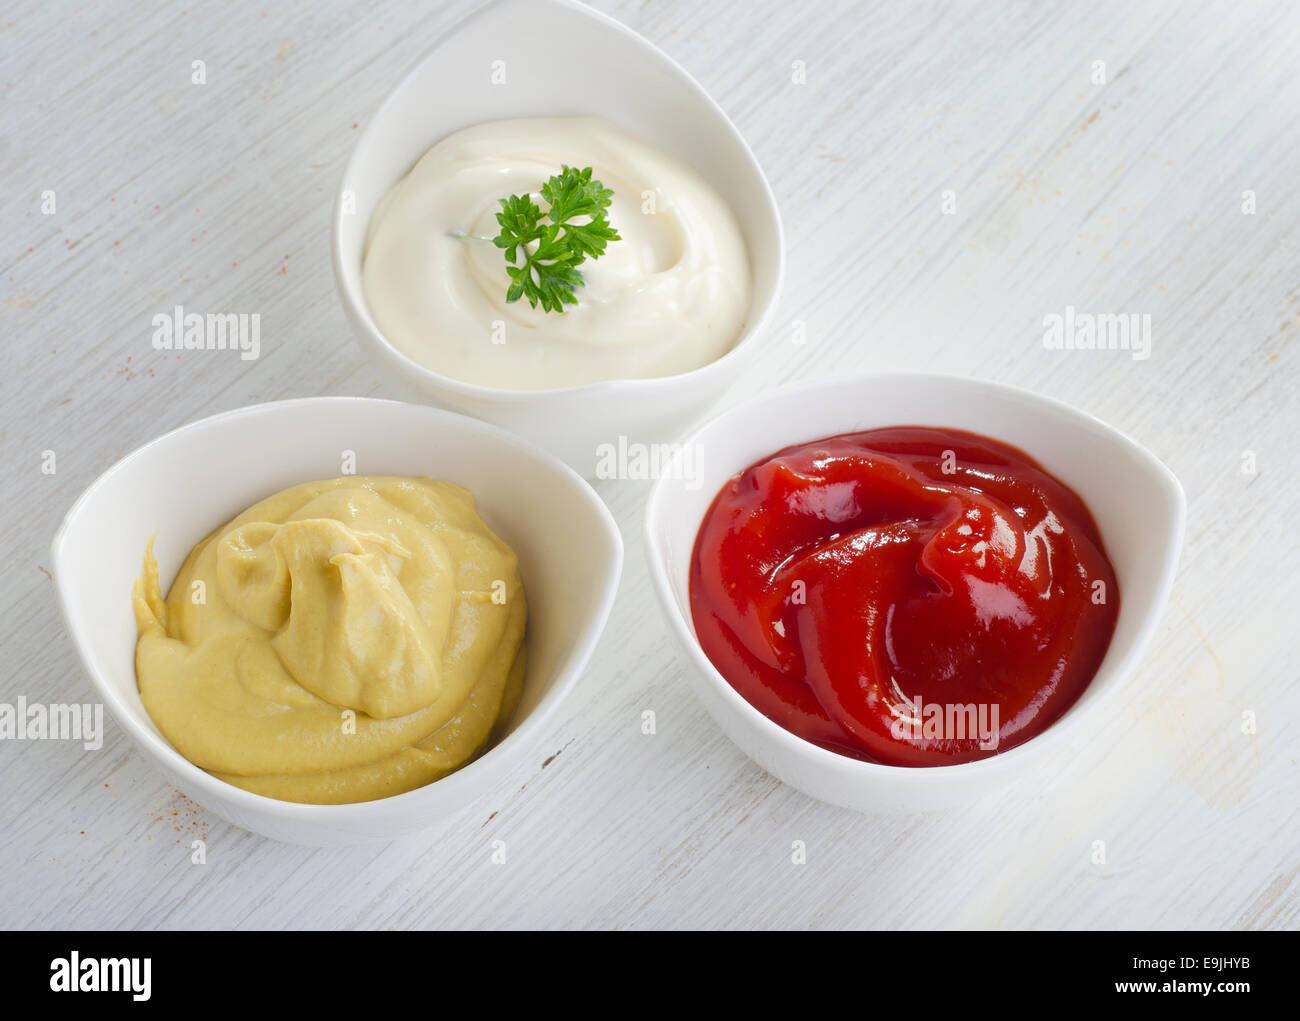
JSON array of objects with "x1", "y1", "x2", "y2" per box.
[{"x1": 132, "y1": 476, "x2": 526, "y2": 804}]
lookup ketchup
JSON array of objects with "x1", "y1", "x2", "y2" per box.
[{"x1": 689, "y1": 427, "x2": 1119, "y2": 766}]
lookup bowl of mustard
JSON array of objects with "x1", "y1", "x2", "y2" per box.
[{"x1": 51, "y1": 397, "x2": 623, "y2": 845}]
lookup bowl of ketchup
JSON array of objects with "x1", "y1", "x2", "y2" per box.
[{"x1": 645, "y1": 374, "x2": 1184, "y2": 813}]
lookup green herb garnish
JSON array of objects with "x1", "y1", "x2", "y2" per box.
[{"x1": 491, "y1": 166, "x2": 620, "y2": 313}]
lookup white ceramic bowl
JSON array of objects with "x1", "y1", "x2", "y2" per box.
[
  {"x1": 645, "y1": 374, "x2": 1185, "y2": 813},
  {"x1": 51, "y1": 397, "x2": 623, "y2": 845},
  {"x1": 332, "y1": 0, "x2": 784, "y2": 474}
]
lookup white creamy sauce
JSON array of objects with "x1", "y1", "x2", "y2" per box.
[{"x1": 362, "y1": 117, "x2": 752, "y2": 390}]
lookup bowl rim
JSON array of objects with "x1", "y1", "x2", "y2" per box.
[
  {"x1": 643, "y1": 371, "x2": 1187, "y2": 784},
  {"x1": 330, "y1": 0, "x2": 786, "y2": 403},
  {"x1": 50, "y1": 395, "x2": 625, "y2": 822}
]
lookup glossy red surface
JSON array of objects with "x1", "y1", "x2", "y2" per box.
[{"x1": 689, "y1": 427, "x2": 1119, "y2": 766}]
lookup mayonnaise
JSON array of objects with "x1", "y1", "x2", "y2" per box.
[{"x1": 361, "y1": 117, "x2": 752, "y2": 389}]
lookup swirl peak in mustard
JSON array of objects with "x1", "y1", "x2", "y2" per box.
[{"x1": 132, "y1": 476, "x2": 526, "y2": 805}]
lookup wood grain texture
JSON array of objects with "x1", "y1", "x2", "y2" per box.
[{"x1": 1, "y1": 0, "x2": 1296, "y2": 930}]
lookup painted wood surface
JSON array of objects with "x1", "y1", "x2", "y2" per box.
[{"x1": 1, "y1": 0, "x2": 1296, "y2": 929}]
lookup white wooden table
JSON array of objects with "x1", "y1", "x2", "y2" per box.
[{"x1": 3, "y1": 0, "x2": 1296, "y2": 930}]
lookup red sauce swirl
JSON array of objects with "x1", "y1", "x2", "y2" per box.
[{"x1": 689, "y1": 427, "x2": 1119, "y2": 766}]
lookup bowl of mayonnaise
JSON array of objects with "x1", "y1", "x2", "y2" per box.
[{"x1": 332, "y1": 0, "x2": 784, "y2": 474}]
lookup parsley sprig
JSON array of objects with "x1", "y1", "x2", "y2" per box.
[{"x1": 491, "y1": 166, "x2": 620, "y2": 313}]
